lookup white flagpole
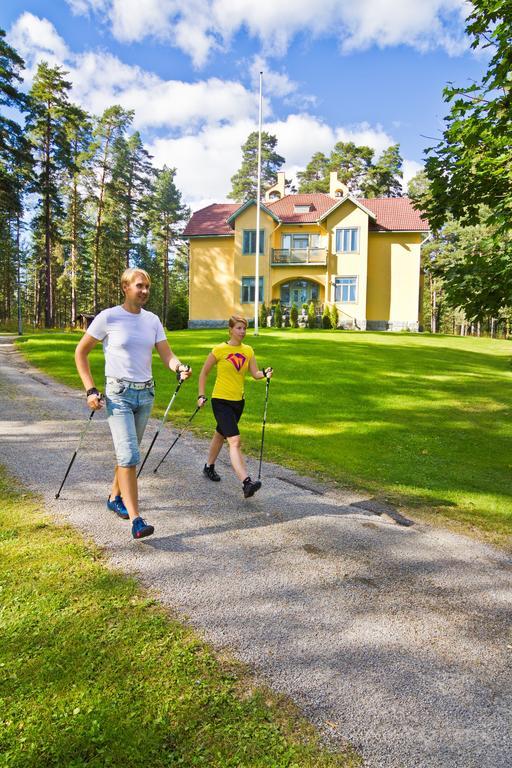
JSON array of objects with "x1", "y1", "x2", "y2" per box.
[{"x1": 254, "y1": 71, "x2": 263, "y2": 336}]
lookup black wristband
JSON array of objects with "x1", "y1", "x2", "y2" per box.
[{"x1": 86, "y1": 387, "x2": 99, "y2": 398}]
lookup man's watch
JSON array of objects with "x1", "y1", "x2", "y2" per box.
[{"x1": 86, "y1": 387, "x2": 99, "y2": 398}]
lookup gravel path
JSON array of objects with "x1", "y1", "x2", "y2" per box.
[{"x1": 1, "y1": 335, "x2": 511, "y2": 768}]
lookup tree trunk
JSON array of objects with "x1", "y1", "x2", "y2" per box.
[
  {"x1": 430, "y1": 278, "x2": 437, "y2": 333},
  {"x1": 125, "y1": 168, "x2": 133, "y2": 268},
  {"x1": 71, "y1": 168, "x2": 78, "y2": 326},
  {"x1": 93, "y1": 130, "x2": 113, "y2": 315},
  {"x1": 44, "y1": 108, "x2": 53, "y2": 327},
  {"x1": 162, "y1": 224, "x2": 169, "y2": 325},
  {"x1": 16, "y1": 212, "x2": 22, "y2": 335}
]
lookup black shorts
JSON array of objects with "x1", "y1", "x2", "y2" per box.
[{"x1": 211, "y1": 398, "x2": 245, "y2": 438}]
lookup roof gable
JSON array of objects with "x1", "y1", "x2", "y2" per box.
[{"x1": 226, "y1": 198, "x2": 280, "y2": 225}]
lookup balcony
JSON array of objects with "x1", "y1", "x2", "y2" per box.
[{"x1": 271, "y1": 248, "x2": 327, "y2": 266}]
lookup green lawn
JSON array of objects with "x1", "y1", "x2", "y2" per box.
[
  {"x1": 0, "y1": 466, "x2": 359, "y2": 767},
  {"x1": 14, "y1": 328, "x2": 512, "y2": 547}
]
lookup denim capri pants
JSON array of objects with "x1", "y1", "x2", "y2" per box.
[{"x1": 105, "y1": 378, "x2": 155, "y2": 467}]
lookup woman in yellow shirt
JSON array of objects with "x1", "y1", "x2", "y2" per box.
[{"x1": 197, "y1": 315, "x2": 273, "y2": 498}]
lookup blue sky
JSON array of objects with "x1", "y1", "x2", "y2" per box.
[{"x1": 2, "y1": 0, "x2": 486, "y2": 209}]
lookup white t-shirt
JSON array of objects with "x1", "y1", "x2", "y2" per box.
[{"x1": 87, "y1": 305, "x2": 167, "y2": 381}]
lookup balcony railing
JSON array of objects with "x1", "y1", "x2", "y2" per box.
[{"x1": 271, "y1": 248, "x2": 327, "y2": 265}]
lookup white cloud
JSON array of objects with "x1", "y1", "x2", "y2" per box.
[
  {"x1": 66, "y1": 0, "x2": 470, "y2": 64},
  {"x1": 8, "y1": 12, "x2": 70, "y2": 75},
  {"x1": 249, "y1": 56, "x2": 298, "y2": 99},
  {"x1": 149, "y1": 114, "x2": 400, "y2": 209},
  {"x1": 7, "y1": 16, "x2": 259, "y2": 130},
  {"x1": 71, "y1": 53, "x2": 259, "y2": 130},
  {"x1": 8, "y1": 12, "x2": 422, "y2": 211},
  {"x1": 403, "y1": 159, "x2": 424, "y2": 188}
]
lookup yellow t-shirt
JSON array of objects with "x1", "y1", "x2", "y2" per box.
[{"x1": 211, "y1": 341, "x2": 254, "y2": 400}]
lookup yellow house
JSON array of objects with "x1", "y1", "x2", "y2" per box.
[{"x1": 183, "y1": 172, "x2": 429, "y2": 330}]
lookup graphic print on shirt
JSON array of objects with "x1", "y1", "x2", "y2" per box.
[{"x1": 227, "y1": 352, "x2": 247, "y2": 372}]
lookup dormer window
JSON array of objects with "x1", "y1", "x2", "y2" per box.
[{"x1": 293, "y1": 204, "x2": 312, "y2": 214}]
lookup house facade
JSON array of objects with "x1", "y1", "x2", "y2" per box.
[{"x1": 183, "y1": 172, "x2": 429, "y2": 330}]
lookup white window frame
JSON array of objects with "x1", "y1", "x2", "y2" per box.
[
  {"x1": 334, "y1": 276, "x2": 358, "y2": 304},
  {"x1": 281, "y1": 233, "x2": 323, "y2": 249},
  {"x1": 335, "y1": 227, "x2": 359, "y2": 254}
]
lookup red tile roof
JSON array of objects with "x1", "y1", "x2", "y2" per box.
[
  {"x1": 184, "y1": 194, "x2": 428, "y2": 236},
  {"x1": 267, "y1": 193, "x2": 337, "y2": 223},
  {"x1": 183, "y1": 203, "x2": 239, "y2": 237},
  {"x1": 359, "y1": 197, "x2": 429, "y2": 232}
]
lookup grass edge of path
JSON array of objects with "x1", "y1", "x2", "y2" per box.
[{"x1": 0, "y1": 464, "x2": 361, "y2": 768}]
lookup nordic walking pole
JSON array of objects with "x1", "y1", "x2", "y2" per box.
[
  {"x1": 258, "y1": 375, "x2": 271, "y2": 480},
  {"x1": 55, "y1": 404, "x2": 100, "y2": 499},
  {"x1": 137, "y1": 368, "x2": 189, "y2": 478},
  {"x1": 153, "y1": 400, "x2": 206, "y2": 474}
]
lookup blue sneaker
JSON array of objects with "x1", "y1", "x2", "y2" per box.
[
  {"x1": 107, "y1": 495, "x2": 129, "y2": 520},
  {"x1": 131, "y1": 516, "x2": 154, "y2": 539}
]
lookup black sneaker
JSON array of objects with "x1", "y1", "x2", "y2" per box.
[
  {"x1": 243, "y1": 477, "x2": 261, "y2": 498},
  {"x1": 203, "y1": 463, "x2": 221, "y2": 481}
]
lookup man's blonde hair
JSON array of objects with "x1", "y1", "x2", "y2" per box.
[
  {"x1": 120, "y1": 267, "x2": 151, "y2": 289},
  {"x1": 228, "y1": 315, "x2": 248, "y2": 329}
]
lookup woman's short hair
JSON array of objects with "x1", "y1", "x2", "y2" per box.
[
  {"x1": 228, "y1": 315, "x2": 248, "y2": 329},
  {"x1": 120, "y1": 267, "x2": 151, "y2": 289}
]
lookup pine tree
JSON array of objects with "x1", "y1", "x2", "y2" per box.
[
  {"x1": 148, "y1": 165, "x2": 188, "y2": 323},
  {"x1": 62, "y1": 103, "x2": 92, "y2": 325},
  {"x1": 111, "y1": 131, "x2": 155, "y2": 269},
  {"x1": 307, "y1": 301, "x2": 316, "y2": 328},
  {"x1": 0, "y1": 28, "x2": 33, "y2": 326},
  {"x1": 166, "y1": 243, "x2": 189, "y2": 330},
  {"x1": 322, "y1": 305, "x2": 332, "y2": 328},
  {"x1": 296, "y1": 152, "x2": 330, "y2": 193},
  {"x1": 26, "y1": 62, "x2": 75, "y2": 327},
  {"x1": 228, "y1": 132, "x2": 285, "y2": 202},
  {"x1": 89, "y1": 105, "x2": 133, "y2": 313},
  {"x1": 361, "y1": 144, "x2": 403, "y2": 198},
  {"x1": 329, "y1": 141, "x2": 374, "y2": 195}
]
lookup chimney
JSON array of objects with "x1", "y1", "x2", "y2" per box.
[
  {"x1": 265, "y1": 171, "x2": 286, "y2": 202},
  {"x1": 329, "y1": 171, "x2": 349, "y2": 198}
]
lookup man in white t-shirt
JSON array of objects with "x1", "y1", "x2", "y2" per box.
[{"x1": 75, "y1": 268, "x2": 192, "y2": 539}]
